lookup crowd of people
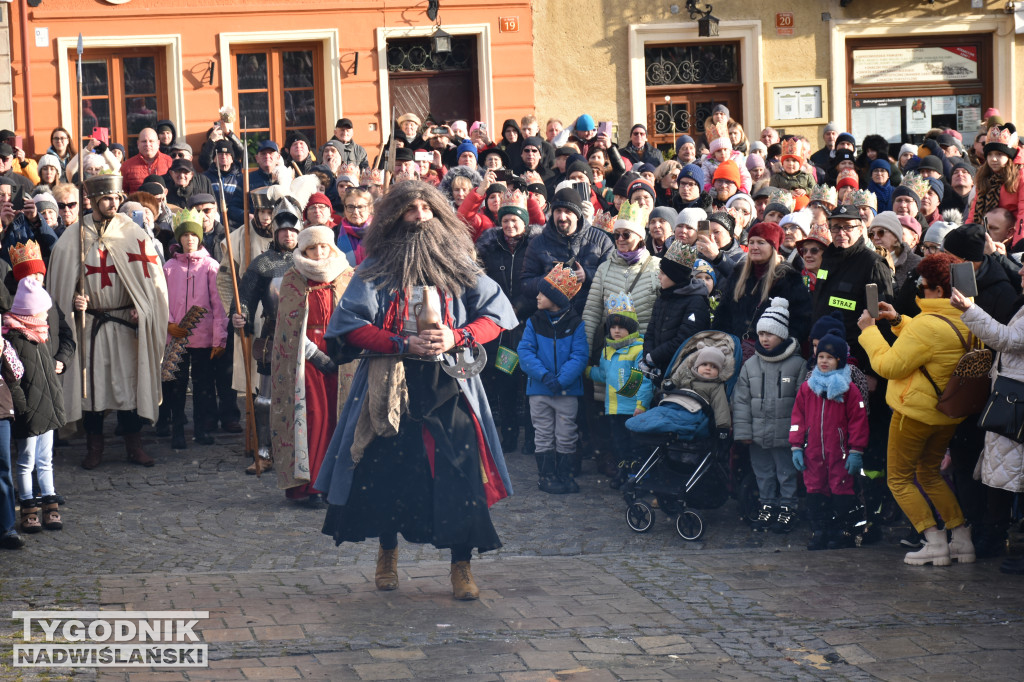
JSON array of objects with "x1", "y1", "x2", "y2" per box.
[{"x1": 0, "y1": 104, "x2": 1022, "y2": 599}]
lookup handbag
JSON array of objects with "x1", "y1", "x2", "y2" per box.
[
  {"x1": 919, "y1": 314, "x2": 993, "y2": 419},
  {"x1": 978, "y1": 364, "x2": 1024, "y2": 443}
]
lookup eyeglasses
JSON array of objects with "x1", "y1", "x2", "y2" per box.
[
  {"x1": 799, "y1": 246, "x2": 822, "y2": 256},
  {"x1": 199, "y1": 207, "x2": 216, "y2": 215},
  {"x1": 57, "y1": 202, "x2": 78, "y2": 210},
  {"x1": 829, "y1": 223, "x2": 860, "y2": 234},
  {"x1": 922, "y1": 244, "x2": 942, "y2": 254},
  {"x1": 52, "y1": 135, "x2": 69, "y2": 142},
  {"x1": 867, "y1": 229, "x2": 888, "y2": 239},
  {"x1": 613, "y1": 231, "x2": 634, "y2": 240},
  {"x1": 344, "y1": 204, "x2": 369, "y2": 211},
  {"x1": 678, "y1": 180, "x2": 699, "y2": 189}
]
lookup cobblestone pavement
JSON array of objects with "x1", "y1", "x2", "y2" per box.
[{"x1": 1, "y1": 422, "x2": 1023, "y2": 681}]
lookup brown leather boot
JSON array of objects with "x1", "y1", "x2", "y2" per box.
[
  {"x1": 40, "y1": 495, "x2": 62, "y2": 531},
  {"x1": 81, "y1": 433, "x2": 104, "y2": 469},
  {"x1": 450, "y1": 561, "x2": 479, "y2": 600},
  {"x1": 374, "y1": 546, "x2": 399, "y2": 591},
  {"x1": 245, "y1": 457, "x2": 273, "y2": 475},
  {"x1": 124, "y1": 432, "x2": 155, "y2": 467},
  {"x1": 19, "y1": 498, "x2": 41, "y2": 534}
]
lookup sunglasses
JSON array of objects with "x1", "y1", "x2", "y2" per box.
[
  {"x1": 867, "y1": 229, "x2": 888, "y2": 239},
  {"x1": 57, "y1": 202, "x2": 78, "y2": 209},
  {"x1": 613, "y1": 232, "x2": 634, "y2": 240},
  {"x1": 799, "y1": 246, "x2": 822, "y2": 256}
]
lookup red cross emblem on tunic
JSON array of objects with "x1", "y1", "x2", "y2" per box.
[
  {"x1": 84, "y1": 247, "x2": 116, "y2": 289},
  {"x1": 127, "y1": 239, "x2": 158, "y2": 278}
]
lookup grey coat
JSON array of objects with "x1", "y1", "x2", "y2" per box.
[
  {"x1": 732, "y1": 337, "x2": 806, "y2": 448},
  {"x1": 962, "y1": 303, "x2": 1024, "y2": 492}
]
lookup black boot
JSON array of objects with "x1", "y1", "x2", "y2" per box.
[
  {"x1": 827, "y1": 494, "x2": 859, "y2": 549},
  {"x1": 973, "y1": 523, "x2": 1009, "y2": 559},
  {"x1": 193, "y1": 430, "x2": 215, "y2": 445},
  {"x1": 556, "y1": 452, "x2": 580, "y2": 493},
  {"x1": 805, "y1": 493, "x2": 828, "y2": 551},
  {"x1": 171, "y1": 424, "x2": 187, "y2": 450},
  {"x1": 535, "y1": 452, "x2": 567, "y2": 494}
]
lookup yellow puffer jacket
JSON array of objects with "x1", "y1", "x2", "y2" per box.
[{"x1": 858, "y1": 297, "x2": 970, "y2": 426}]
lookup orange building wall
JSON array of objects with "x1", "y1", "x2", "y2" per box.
[{"x1": 9, "y1": 0, "x2": 534, "y2": 157}]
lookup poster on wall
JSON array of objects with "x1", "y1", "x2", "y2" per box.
[
  {"x1": 852, "y1": 46, "x2": 979, "y2": 84},
  {"x1": 851, "y1": 98, "x2": 903, "y2": 143},
  {"x1": 906, "y1": 97, "x2": 931, "y2": 135},
  {"x1": 957, "y1": 94, "x2": 982, "y2": 133}
]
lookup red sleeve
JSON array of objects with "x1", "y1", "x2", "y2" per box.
[
  {"x1": 527, "y1": 196, "x2": 545, "y2": 226},
  {"x1": 345, "y1": 325, "x2": 399, "y2": 353},
  {"x1": 458, "y1": 189, "x2": 491, "y2": 240},
  {"x1": 452, "y1": 317, "x2": 503, "y2": 346}
]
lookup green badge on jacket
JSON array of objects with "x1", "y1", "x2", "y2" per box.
[{"x1": 828, "y1": 296, "x2": 856, "y2": 311}]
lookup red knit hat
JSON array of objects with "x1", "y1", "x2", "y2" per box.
[
  {"x1": 9, "y1": 240, "x2": 45, "y2": 281},
  {"x1": 305, "y1": 192, "x2": 332, "y2": 211},
  {"x1": 747, "y1": 221, "x2": 784, "y2": 252},
  {"x1": 712, "y1": 160, "x2": 741, "y2": 187},
  {"x1": 836, "y1": 169, "x2": 859, "y2": 191}
]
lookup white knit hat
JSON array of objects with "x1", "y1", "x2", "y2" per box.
[
  {"x1": 899, "y1": 143, "x2": 917, "y2": 159},
  {"x1": 756, "y1": 297, "x2": 791, "y2": 339},
  {"x1": 779, "y1": 209, "x2": 812, "y2": 238},
  {"x1": 675, "y1": 207, "x2": 707, "y2": 228}
]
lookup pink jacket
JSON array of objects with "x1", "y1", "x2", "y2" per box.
[
  {"x1": 789, "y1": 379, "x2": 869, "y2": 465},
  {"x1": 163, "y1": 247, "x2": 227, "y2": 349}
]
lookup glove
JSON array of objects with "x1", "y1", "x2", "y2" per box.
[
  {"x1": 638, "y1": 353, "x2": 654, "y2": 375},
  {"x1": 210, "y1": 346, "x2": 226, "y2": 359},
  {"x1": 845, "y1": 451, "x2": 863, "y2": 475},
  {"x1": 717, "y1": 428, "x2": 731, "y2": 441},
  {"x1": 792, "y1": 448, "x2": 805, "y2": 472},
  {"x1": 167, "y1": 323, "x2": 188, "y2": 339},
  {"x1": 541, "y1": 373, "x2": 562, "y2": 394},
  {"x1": 308, "y1": 349, "x2": 337, "y2": 374},
  {"x1": 93, "y1": 141, "x2": 108, "y2": 155}
]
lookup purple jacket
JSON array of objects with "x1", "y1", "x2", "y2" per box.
[{"x1": 163, "y1": 246, "x2": 227, "y2": 348}]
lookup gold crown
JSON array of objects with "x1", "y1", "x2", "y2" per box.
[
  {"x1": 173, "y1": 207, "x2": 203, "y2": 230},
  {"x1": 615, "y1": 200, "x2": 651, "y2": 228},
  {"x1": 499, "y1": 188, "x2": 528, "y2": 211},
  {"x1": 591, "y1": 210, "x2": 616, "y2": 233},
  {"x1": 780, "y1": 138, "x2": 804, "y2": 161},
  {"x1": 837, "y1": 168, "x2": 859, "y2": 186},
  {"x1": 809, "y1": 184, "x2": 838, "y2": 207},
  {"x1": 802, "y1": 223, "x2": 832, "y2": 247},
  {"x1": 767, "y1": 188, "x2": 796, "y2": 212},
  {"x1": 339, "y1": 163, "x2": 359, "y2": 178},
  {"x1": 543, "y1": 262, "x2": 582, "y2": 301},
  {"x1": 605, "y1": 291, "x2": 638, "y2": 320},
  {"x1": 706, "y1": 120, "x2": 729, "y2": 143},
  {"x1": 843, "y1": 188, "x2": 877, "y2": 210},
  {"x1": 900, "y1": 172, "x2": 931, "y2": 201},
  {"x1": 986, "y1": 124, "x2": 1019, "y2": 149},
  {"x1": 360, "y1": 167, "x2": 384, "y2": 186},
  {"x1": 8, "y1": 240, "x2": 41, "y2": 269},
  {"x1": 664, "y1": 239, "x2": 698, "y2": 270}
]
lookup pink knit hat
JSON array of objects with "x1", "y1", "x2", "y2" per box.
[{"x1": 11, "y1": 277, "x2": 51, "y2": 316}]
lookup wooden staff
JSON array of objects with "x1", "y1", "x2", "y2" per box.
[
  {"x1": 216, "y1": 160, "x2": 258, "y2": 467},
  {"x1": 75, "y1": 33, "x2": 87, "y2": 400},
  {"x1": 236, "y1": 120, "x2": 259, "y2": 471}
]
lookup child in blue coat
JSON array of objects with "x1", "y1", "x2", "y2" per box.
[
  {"x1": 587, "y1": 292, "x2": 653, "y2": 488},
  {"x1": 518, "y1": 263, "x2": 588, "y2": 494}
]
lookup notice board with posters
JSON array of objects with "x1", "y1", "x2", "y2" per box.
[{"x1": 846, "y1": 35, "x2": 992, "y2": 147}]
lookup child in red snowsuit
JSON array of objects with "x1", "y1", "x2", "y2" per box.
[{"x1": 790, "y1": 332, "x2": 869, "y2": 551}]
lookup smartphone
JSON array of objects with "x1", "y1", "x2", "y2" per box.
[
  {"x1": 950, "y1": 261, "x2": 979, "y2": 298},
  {"x1": 866, "y1": 283, "x2": 879, "y2": 319},
  {"x1": 697, "y1": 220, "x2": 711, "y2": 235},
  {"x1": 597, "y1": 121, "x2": 613, "y2": 138},
  {"x1": 132, "y1": 210, "x2": 146, "y2": 229},
  {"x1": 414, "y1": 150, "x2": 433, "y2": 162},
  {"x1": 570, "y1": 180, "x2": 590, "y2": 201},
  {"x1": 494, "y1": 169, "x2": 510, "y2": 182},
  {"x1": 431, "y1": 126, "x2": 448, "y2": 136},
  {"x1": 13, "y1": 135, "x2": 22, "y2": 150},
  {"x1": 92, "y1": 127, "x2": 110, "y2": 145}
]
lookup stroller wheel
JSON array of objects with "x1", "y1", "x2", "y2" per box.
[
  {"x1": 626, "y1": 501, "x2": 655, "y2": 533},
  {"x1": 676, "y1": 510, "x2": 704, "y2": 541}
]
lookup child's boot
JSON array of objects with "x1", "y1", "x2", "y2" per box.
[
  {"x1": 904, "y1": 527, "x2": 951, "y2": 566},
  {"x1": 751, "y1": 503, "x2": 775, "y2": 533},
  {"x1": 948, "y1": 524, "x2": 976, "y2": 564},
  {"x1": 827, "y1": 494, "x2": 858, "y2": 549},
  {"x1": 804, "y1": 493, "x2": 828, "y2": 551},
  {"x1": 556, "y1": 452, "x2": 580, "y2": 493},
  {"x1": 40, "y1": 495, "x2": 62, "y2": 531},
  {"x1": 19, "y1": 498, "x2": 41, "y2": 534},
  {"x1": 535, "y1": 452, "x2": 566, "y2": 494}
]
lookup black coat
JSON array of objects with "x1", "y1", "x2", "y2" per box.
[
  {"x1": 7, "y1": 305, "x2": 74, "y2": 438},
  {"x1": 476, "y1": 224, "x2": 543, "y2": 320},
  {"x1": 716, "y1": 262, "x2": 813, "y2": 344},
  {"x1": 520, "y1": 219, "x2": 614, "y2": 315},
  {"x1": 643, "y1": 280, "x2": 712, "y2": 370}
]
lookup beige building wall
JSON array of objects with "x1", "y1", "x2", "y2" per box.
[{"x1": 533, "y1": 0, "x2": 1021, "y2": 145}]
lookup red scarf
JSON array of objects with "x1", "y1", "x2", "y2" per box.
[{"x1": 2, "y1": 313, "x2": 49, "y2": 344}]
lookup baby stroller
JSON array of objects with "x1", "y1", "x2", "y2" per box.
[{"x1": 622, "y1": 331, "x2": 742, "y2": 541}]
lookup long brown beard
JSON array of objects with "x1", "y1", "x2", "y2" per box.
[{"x1": 359, "y1": 219, "x2": 480, "y2": 296}]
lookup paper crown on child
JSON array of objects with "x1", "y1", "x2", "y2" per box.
[
  {"x1": 836, "y1": 168, "x2": 860, "y2": 190},
  {"x1": 613, "y1": 201, "x2": 651, "y2": 234},
  {"x1": 985, "y1": 123, "x2": 1019, "y2": 156},
  {"x1": 800, "y1": 223, "x2": 833, "y2": 248},
  {"x1": 766, "y1": 187, "x2": 796, "y2": 213},
  {"x1": 605, "y1": 291, "x2": 639, "y2": 334},
  {"x1": 496, "y1": 188, "x2": 529, "y2": 224},
  {"x1": 591, "y1": 209, "x2": 616, "y2": 233},
  {"x1": 539, "y1": 262, "x2": 582, "y2": 309},
  {"x1": 172, "y1": 208, "x2": 204, "y2": 242},
  {"x1": 660, "y1": 240, "x2": 698, "y2": 284},
  {"x1": 808, "y1": 184, "x2": 838, "y2": 208},
  {"x1": 780, "y1": 138, "x2": 805, "y2": 164},
  {"x1": 844, "y1": 188, "x2": 878, "y2": 211},
  {"x1": 707, "y1": 121, "x2": 732, "y2": 154},
  {"x1": 9, "y1": 240, "x2": 44, "y2": 281},
  {"x1": 900, "y1": 172, "x2": 932, "y2": 202},
  {"x1": 359, "y1": 167, "x2": 385, "y2": 186},
  {"x1": 338, "y1": 163, "x2": 360, "y2": 181}
]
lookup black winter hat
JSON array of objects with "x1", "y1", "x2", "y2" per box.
[
  {"x1": 816, "y1": 333, "x2": 848, "y2": 368},
  {"x1": 551, "y1": 187, "x2": 584, "y2": 220},
  {"x1": 708, "y1": 211, "x2": 735, "y2": 235},
  {"x1": 891, "y1": 185, "x2": 921, "y2": 210},
  {"x1": 833, "y1": 149, "x2": 856, "y2": 166},
  {"x1": 607, "y1": 313, "x2": 639, "y2": 334},
  {"x1": 566, "y1": 160, "x2": 594, "y2": 184},
  {"x1": 943, "y1": 223, "x2": 986, "y2": 262},
  {"x1": 951, "y1": 160, "x2": 976, "y2": 179},
  {"x1": 612, "y1": 171, "x2": 640, "y2": 198},
  {"x1": 809, "y1": 311, "x2": 845, "y2": 342},
  {"x1": 917, "y1": 155, "x2": 944, "y2": 174}
]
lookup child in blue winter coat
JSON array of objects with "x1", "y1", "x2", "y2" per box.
[
  {"x1": 586, "y1": 292, "x2": 654, "y2": 488},
  {"x1": 518, "y1": 263, "x2": 589, "y2": 494}
]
